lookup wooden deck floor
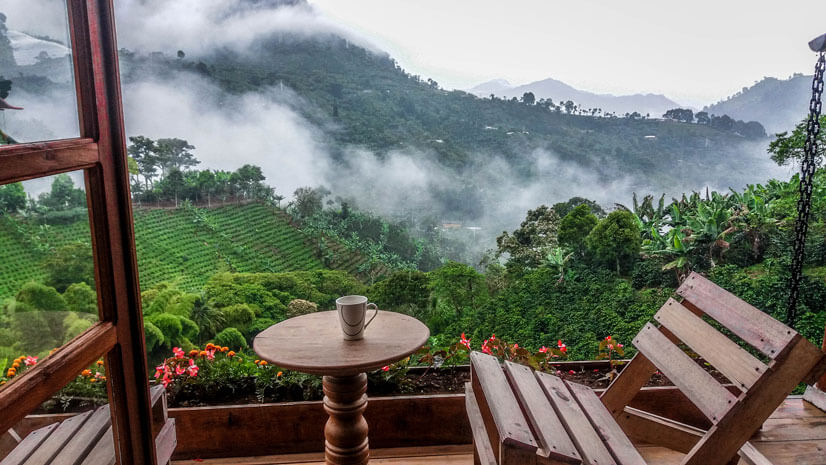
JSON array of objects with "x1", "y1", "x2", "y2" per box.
[{"x1": 174, "y1": 397, "x2": 826, "y2": 465}]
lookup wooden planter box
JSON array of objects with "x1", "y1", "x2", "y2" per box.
[{"x1": 3, "y1": 361, "x2": 730, "y2": 460}]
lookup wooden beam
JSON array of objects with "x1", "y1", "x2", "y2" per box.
[
  {"x1": 0, "y1": 139, "x2": 98, "y2": 185},
  {"x1": 599, "y1": 352, "x2": 657, "y2": 418},
  {"x1": 0, "y1": 323, "x2": 116, "y2": 434},
  {"x1": 79, "y1": 0, "x2": 157, "y2": 462}
]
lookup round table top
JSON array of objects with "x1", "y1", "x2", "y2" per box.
[{"x1": 252, "y1": 311, "x2": 430, "y2": 376}]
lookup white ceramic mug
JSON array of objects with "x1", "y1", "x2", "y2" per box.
[{"x1": 335, "y1": 295, "x2": 378, "y2": 340}]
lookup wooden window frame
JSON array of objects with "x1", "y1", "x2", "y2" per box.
[{"x1": 0, "y1": 1, "x2": 155, "y2": 464}]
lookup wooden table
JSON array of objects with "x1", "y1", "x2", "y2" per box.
[{"x1": 253, "y1": 311, "x2": 430, "y2": 465}]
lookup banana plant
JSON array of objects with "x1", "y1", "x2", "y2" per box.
[{"x1": 545, "y1": 247, "x2": 574, "y2": 283}]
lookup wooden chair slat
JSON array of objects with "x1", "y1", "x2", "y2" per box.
[
  {"x1": 50, "y1": 405, "x2": 111, "y2": 465},
  {"x1": 465, "y1": 383, "x2": 498, "y2": 465},
  {"x1": 79, "y1": 426, "x2": 115, "y2": 465},
  {"x1": 470, "y1": 352, "x2": 537, "y2": 453},
  {"x1": 155, "y1": 418, "x2": 177, "y2": 465},
  {"x1": 503, "y1": 361, "x2": 581, "y2": 464},
  {"x1": 683, "y1": 335, "x2": 826, "y2": 465},
  {"x1": 633, "y1": 323, "x2": 736, "y2": 423},
  {"x1": 655, "y1": 298, "x2": 767, "y2": 390},
  {"x1": 21, "y1": 410, "x2": 92, "y2": 465},
  {"x1": 536, "y1": 371, "x2": 617, "y2": 465},
  {"x1": 676, "y1": 272, "x2": 796, "y2": 357},
  {"x1": 599, "y1": 352, "x2": 657, "y2": 418},
  {"x1": 0, "y1": 424, "x2": 58, "y2": 465},
  {"x1": 566, "y1": 382, "x2": 645, "y2": 465}
]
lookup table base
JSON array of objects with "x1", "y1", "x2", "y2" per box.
[{"x1": 323, "y1": 373, "x2": 369, "y2": 465}]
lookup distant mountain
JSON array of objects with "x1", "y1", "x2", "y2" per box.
[
  {"x1": 704, "y1": 75, "x2": 813, "y2": 135},
  {"x1": 468, "y1": 77, "x2": 683, "y2": 117}
]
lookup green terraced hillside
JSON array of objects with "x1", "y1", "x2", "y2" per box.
[{"x1": 0, "y1": 203, "x2": 379, "y2": 299}]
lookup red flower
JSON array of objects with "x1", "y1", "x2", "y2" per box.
[
  {"x1": 538, "y1": 346, "x2": 548, "y2": 353},
  {"x1": 557, "y1": 340, "x2": 567, "y2": 353},
  {"x1": 382, "y1": 366, "x2": 390, "y2": 372},
  {"x1": 187, "y1": 360, "x2": 199, "y2": 377},
  {"x1": 568, "y1": 370, "x2": 575, "y2": 374},
  {"x1": 459, "y1": 333, "x2": 471, "y2": 350},
  {"x1": 605, "y1": 336, "x2": 612, "y2": 341},
  {"x1": 24, "y1": 356, "x2": 38, "y2": 366},
  {"x1": 172, "y1": 347, "x2": 185, "y2": 359}
]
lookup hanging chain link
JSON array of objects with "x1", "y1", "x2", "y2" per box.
[{"x1": 787, "y1": 52, "x2": 825, "y2": 324}]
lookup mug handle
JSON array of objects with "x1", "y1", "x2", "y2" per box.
[{"x1": 364, "y1": 303, "x2": 379, "y2": 328}]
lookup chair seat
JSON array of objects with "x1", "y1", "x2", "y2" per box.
[{"x1": 467, "y1": 351, "x2": 645, "y2": 465}]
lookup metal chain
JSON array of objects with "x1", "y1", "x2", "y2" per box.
[{"x1": 787, "y1": 52, "x2": 825, "y2": 324}]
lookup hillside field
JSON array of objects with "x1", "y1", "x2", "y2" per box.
[{"x1": 0, "y1": 202, "x2": 375, "y2": 299}]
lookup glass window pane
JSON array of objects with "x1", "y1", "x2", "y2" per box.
[
  {"x1": 0, "y1": 171, "x2": 99, "y2": 392},
  {"x1": 0, "y1": 1, "x2": 80, "y2": 144}
]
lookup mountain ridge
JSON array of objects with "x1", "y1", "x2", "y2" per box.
[{"x1": 468, "y1": 76, "x2": 683, "y2": 117}]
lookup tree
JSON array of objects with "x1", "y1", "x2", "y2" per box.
[
  {"x1": 496, "y1": 205, "x2": 560, "y2": 271},
  {"x1": 585, "y1": 210, "x2": 641, "y2": 274},
  {"x1": 695, "y1": 111, "x2": 710, "y2": 125},
  {"x1": 64, "y1": 282, "x2": 97, "y2": 314},
  {"x1": 43, "y1": 243, "x2": 96, "y2": 292},
  {"x1": 293, "y1": 186, "x2": 324, "y2": 218},
  {"x1": 0, "y1": 182, "x2": 26, "y2": 214},
  {"x1": 558, "y1": 204, "x2": 598, "y2": 252},
  {"x1": 128, "y1": 136, "x2": 159, "y2": 189},
  {"x1": 768, "y1": 115, "x2": 826, "y2": 166},
  {"x1": 663, "y1": 108, "x2": 694, "y2": 123},
  {"x1": 38, "y1": 174, "x2": 86, "y2": 211},
  {"x1": 710, "y1": 114, "x2": 734, "y2": 131},
  {"x1": 552, "y1": 197, "x2": 605, "y2": 218},
  {"x1": 156, "y1": 138, "x2": 198, "y2": 176},
  {"x1": 177, "y1": 50, "x2": 185, "y2": 60},
  {"x1": 521, "y1": 92, "x2": 536, "y2": 106},
  {"x1": 430, "y1": 262, "x2": 487, "y2": 315}
]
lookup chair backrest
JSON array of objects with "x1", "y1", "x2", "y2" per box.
[{"x1": 601, "y1": 272, "x2": 826, "y2": 465}]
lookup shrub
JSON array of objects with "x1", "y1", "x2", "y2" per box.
[
  {"x1": 558, "y1": 204, "x2": 598, "y2": 252},
  {"x1": 586, "y1": 210, "x2": 641, "y2": 274},
  {"x1": 286, "y1": 299, "x2": 317, "y2": 319},
  {"x1": 64, "y1": 282, "x2": 97, "y2": 314},
  {"x1": 223, "y1": 304, "x2": 256, "y2": 332},
  {"x1": 144, "y1": 322, "x2": 165, "y2": 352},
  {"x1": 15, "y1": 282, "x2": 67, "y2": 312},
  {"x1": 214, "y1": 327, "x2": 248, "y2": 350}
]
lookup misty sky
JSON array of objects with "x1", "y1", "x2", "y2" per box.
[{"x1": 310, "y1": 0, "x2": 826, "y2": 107}]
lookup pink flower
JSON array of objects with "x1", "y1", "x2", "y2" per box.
[
  {"x1": 187, "y1": 360, "x2": 199, "y2": 377},
  {"x1": 162, "y1": 373, "x2": 172, "y2": 389},
  {"x1": 608, "y1": 344, "x2": 614, "y2": 350},
  {"x1": 382, "y1": 366, "x2": 390, "y2": 372},
  {"x1": 172, "y1": 347, "x2": 185, "y2": 359},
  {"x1": 175, "y1": 365, "x2": 186, "y2": 376},
  {"x1": 154, "y1": 364, "x2": 165, "y2": 379},
  {"x1": 593, "y1": 369, "x2": 599, "y2": 372},
  {"x1": 490, "y1": 334, "x2": 496, "y2": 341},
  {"x1": 24, "y1": 356, "x2": 38, "y2": 366},
  {"x1": 617, "y1": 343, "x2": 624, "y2": 348},
  {"x1": 556, "y1": 370, "x2": 562, "y2": 375},
  {"x1": 481, "y1": 338, "x2": 492, "y2": 354},
  {"x1": 206, "y1": 349, "x2": 216, "y2": 361},
  {"x1": 538, "y1": 346, "x2": 548, "y2": 353}
]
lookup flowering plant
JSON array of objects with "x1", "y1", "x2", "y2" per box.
[{"x1": 596, "y1": 335, "x2": 625, "y2": 381}]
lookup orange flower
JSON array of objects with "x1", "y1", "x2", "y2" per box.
[
  {"x1": 11, "y1": 362, "x2": 19, "y2": 369},
  {"x1": 189, "y1": 350, "x2": 199, "y2": 357},
  {"x1": 277, "y1": 371, "x2": 283, "y2": 377},
  {"x1": 81, "y1": 369, "x2": 92, "y2": 377},
  {"x1": 199, "y1": 351, "x2": 207, "y2": 357},
  {"x1": 259, "y1": 361, "x2": 268, "y2": 366},
  {"x1": 90, "y1": 378, "x2": 97, "y2": 383},
  {"x1": 7, "y1": 369, "x2": 15, "y2": 377},
  {"x1": 96, "y1": 360, "x2": 104, "y2": 366},
  {"x1": 205, "y1": 343, "x2": 216, "y2": 351},
  {"x1": 254, "y1": 360, "x2": 260, "y2": 365},
  {"x1": 0, "y1": 380, "x2": 6, "y2": 385},
  {"x1": 221, "y1": 347, "x2": 229, "y2": 352},
  {"x1": 227, "y1": 351, "x2": 236, "y2": 358}
]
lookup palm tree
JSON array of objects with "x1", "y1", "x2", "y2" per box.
[{"x1": 189, "y1": 295, "x2": 226, "y2": 344}]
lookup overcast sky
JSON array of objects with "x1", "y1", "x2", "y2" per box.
[{"x1": 310, "y1": 0, "x2": 826, "y2": 107}]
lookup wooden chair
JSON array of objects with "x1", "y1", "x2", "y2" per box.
[
  {"x1": 0, "y1": 385, "x2": 176, "y2": 465},
  {"x1": 466, "y1": 272, "x2": 826, "y2": 465}
]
